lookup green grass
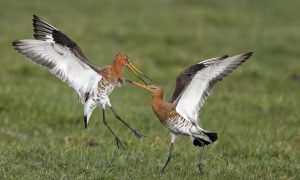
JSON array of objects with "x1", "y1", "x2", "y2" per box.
[{"x1": 1, "y1": 0, "x2": 300, "y2": 179}]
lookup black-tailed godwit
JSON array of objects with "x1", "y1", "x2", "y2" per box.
[
  {"x1": 12, "y1": 15, "x2": 151, "y2": 150},
  {"x1": 129, "y1": 52, "x2": 253, "y2": 172}
]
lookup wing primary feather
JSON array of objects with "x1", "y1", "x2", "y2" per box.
[
  {"x1": 170, "y1": 55, "x2": 229, "y2": 104},
  {"x1": 31, "y1": 15, "x2": 100, "y2": 71},
  {"x1": 13, "y1": 15, "x2": 105, "y2": 102},
  {"x1": 52, "y1": 30, "x2": 77, "y2": 49}
]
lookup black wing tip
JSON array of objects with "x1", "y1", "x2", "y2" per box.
[
  {"x1": 33, "y1": 14, "x2": 39, "y2": 19},
  {"x1": 223, "y1": 52, "x2": 253, "y2": 60},
  {"x1": 12, "y1": 40, "x2": 22, "y2": 47},
  {"x1": 32, "y1": 15, "x2": 44, "y2": 25},
  {"x1": 32, "y1": 15, "x2": 56, "y2": 40},
  {"x1": 32, "y1": 15, "x2": 42, "y2": 23},
  {"x1": 12, "y1": 40, "x2": 24, "y2": 53},
  {"x1": 242, "y1": 52, "x2": 254, "y2": 59},
  {"x1": 220, "y1": 55, "x2": 229, "y2": 59},
  {"x1": 33, "y1": 15, "x2": 46, "y2": 21}
]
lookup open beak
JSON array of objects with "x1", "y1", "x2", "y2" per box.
[{"x1": 127, "y1": 62, "x2": 152, "y2": 85}]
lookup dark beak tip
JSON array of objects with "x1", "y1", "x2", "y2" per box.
[{"x1": 140, "y1": 78, "x2": 148, "y2": 85}]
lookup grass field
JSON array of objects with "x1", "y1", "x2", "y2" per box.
[{"x1": 1, "y1": 0, "x2": 300, "y2": 179}]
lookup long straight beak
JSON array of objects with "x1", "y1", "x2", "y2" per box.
[
  {"x1": 126, "y1": 80, "x2": 151, "y2": 92},
  {"x1": 127, "y1": 63, "x2": 152, "y2": 85}
]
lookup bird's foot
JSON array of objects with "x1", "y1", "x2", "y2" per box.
[
  {"x1": 132, "y1": 129, "x2": 145, "y2": 139},
  {"x1": 160, "y1": 168, "x2": 166, "y2": 175},
  {"x1": 198, "y1": 160, "x2": 205, "y2": 175},
  {"x1": 114, "y1": 137, "x2": 126, "y2": 150}
]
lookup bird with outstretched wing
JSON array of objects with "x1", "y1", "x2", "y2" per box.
[
  {"x1": 12, "y1": 15, "x2": 151, "y2": 149},
  {"x1": 129, "y1": 52, "x2": 253, "y2": 173}
]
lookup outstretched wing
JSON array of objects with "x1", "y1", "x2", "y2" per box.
[
  {"x1": 12, "y1": 15, "x2": 102, "y2": 103},
  {"x1": 32, "y1": 15, "x2": 99, "y2": 71},
  {"x1": 169, "y1": 55, "x2": 229, "y2": 104},
  {"x1": 170, "y1": 52, "x2": 253, "y2": 124}
]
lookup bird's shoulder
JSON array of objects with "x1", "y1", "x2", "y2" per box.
[
  {"x1": 164, "y1": 103, "x2": 177, "y2": 114},
  {"x1": 157, "y1": 103, "x2": 179, "y2": 120},
  {"x1": 99, "y1": 66, "x2": 112, "y2": 77}
]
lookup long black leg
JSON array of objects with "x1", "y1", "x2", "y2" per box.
[
  {"x1": 84, "y1": 116, "x2": 88, "y2": 129},
  {"x1": 102, "y1": 108, "x2": 126, "y2": 150},
  {"x1": 109, "y1": 106, "x2": 144, "y2": 139},
  {"x1": 161, "y1": 143, "x2": 174, "y2": 174}
]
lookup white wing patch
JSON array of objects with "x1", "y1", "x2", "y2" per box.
[
  {"x1": 13, "y1": 40, "x2": 102, "y2": 103},
  {"x1": 175, "y1": 53, "x2": 252, "y2": 125}
]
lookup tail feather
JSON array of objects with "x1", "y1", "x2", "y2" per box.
[
  {"x1": 193, "y1": 137, "x2": 211, "y2": 147},
  {"x1": 192, "y1": 131, "x2": 218, "y2": 147},
  {"x1": 203, "y1": 131, "x2": 218, "y2": 142}
]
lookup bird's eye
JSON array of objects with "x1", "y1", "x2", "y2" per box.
[{"x1": 125, "y1": 55, "x2": 129, "y2": 61}]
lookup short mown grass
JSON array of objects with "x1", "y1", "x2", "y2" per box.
[{"x1": 0, "y1": 0, "x2": 299, "y2": 179}]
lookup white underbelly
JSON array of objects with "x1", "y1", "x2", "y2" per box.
[
  {"x1": 165, "y1": 116, "x2": 196, "y2": 135},
  {"x1": 87, "y1": 78, "x2": 117, "y2": 108},
  {"x1": 98, "y1": 84, "x2": 115, "y2": 108}
]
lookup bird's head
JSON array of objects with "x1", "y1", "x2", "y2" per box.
[
  {"x1": 115, "y1": 52, "x2": 151, "y2": 85},
  {"x1": 115, "y1": 52, "x2": 130, "y2": 67},
  {"x1": 128, "y1": 81, "x2": 163, "y2": 98}
]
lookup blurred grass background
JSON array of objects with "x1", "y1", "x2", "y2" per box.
[{"x1": 0, "y1": 0, "x2": 300, "y2": 179}]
